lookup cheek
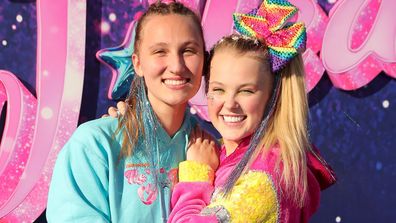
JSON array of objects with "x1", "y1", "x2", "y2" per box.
[
  {"x1": 245, "y1": 97, "x2": 267, "y2": 118},
  {"x1": 185, "y1": 56, "x2": 204, "y2": 76},
  {"x1": 207, "y1": 99, "x2": 222, "y2": 119},
  {"x1": 141, "y1": 58, "x2": 166, "y2": 78}
]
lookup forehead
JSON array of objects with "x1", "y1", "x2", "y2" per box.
[
  {"x1": 210, "y1": 50, "x2": 271, "y2": 83},
  {"x1": 139, "y1": 14, "x2": 203, "y2": 46}
]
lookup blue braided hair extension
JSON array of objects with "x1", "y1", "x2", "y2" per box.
[{"x1": 123, "y1": 76, "x2": 161, "y2": 189}]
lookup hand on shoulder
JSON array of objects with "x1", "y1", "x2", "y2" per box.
[
  {"x1": 102, "y1": 101, "x2": 127, "y2": 118},
  {"x1": 187, "y1": 126, "x2": 220, "y2": 171}
]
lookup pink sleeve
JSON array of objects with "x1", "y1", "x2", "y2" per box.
[
  {"x1": 168, "y1": 182, "x2": 218, "y2": 223},
  {"x1": 168, "y1": 161, "x2": 218, "y2": 223}
]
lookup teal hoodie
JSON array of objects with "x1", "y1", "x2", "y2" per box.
[{"x1": 47, "y1": 113, "x2": 195, "y2": 223}]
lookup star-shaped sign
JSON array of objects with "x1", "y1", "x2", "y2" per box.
[{"x1": 96, "y1": 21, "x2": 137, "y2": 100}]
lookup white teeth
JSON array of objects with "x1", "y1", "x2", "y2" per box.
[
  {"x1": 164, "y1": 79, "x2": 187, "y2": 86},
  {"x1": 223, "y1": 115, "x2": 245, "y2": 123}
]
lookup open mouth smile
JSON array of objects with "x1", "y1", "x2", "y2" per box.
[
  {"x1": 221, "y1": 115, "x2": 247, "y2": 123},
  {"x1": 162, "y1": 77, "x2": 191, "y2": 89}
]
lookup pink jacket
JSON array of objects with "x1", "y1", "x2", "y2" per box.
[{"x1": 168, "y1": 138, "x2": 336, "y2": 223}]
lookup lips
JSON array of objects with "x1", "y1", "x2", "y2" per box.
[
  {"x1": 163, "y1": 79, "x2": 188, "y2": 86},
  {"x1": 222, "y1": 115, "x2": 246, "y2": 123},
  {"x1": 162, "y1": 77, "x2": 191, "y2": 88}
]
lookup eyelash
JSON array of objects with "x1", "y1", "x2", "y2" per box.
[
  {"x1": 152, "y1": 48, "x2": 196, "y2": 55},
  {"x1": 184, "y1": 48, "x2": 197, "y2": 54},
  {"x1": 240, "y1": 89, "x2": 254, "y2": 94},
  {"x1": 153, "y1": 50, "x2": 166, "y2": 55},
  {"x1": 212, "y1": 88, "x2": 224, "y2": 92},
  {"x1": 210, "y1": 88, "x2": 254, "y2": 94}
]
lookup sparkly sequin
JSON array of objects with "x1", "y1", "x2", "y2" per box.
[
  {"x1": 208, "y1": 171, "x2": 279, "y2": 223},
  {"x1": 178, "y1": 161, "x2": 214, "y2": 183},
  {"x1": 201, "y1": 205, "x2": 231, "y2": 223},
  {"x1": 233, "y1": 0, "x2": 306, "y2": 72}
]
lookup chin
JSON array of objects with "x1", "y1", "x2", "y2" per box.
[
  {"x1": 165, "y1": 97, "x2": 190, "y2": 106},
  {"x1": 173, "y1": 91, "x2": 194, "y2": 100},
  {"x1": 221, "y1": 132, "x2": 247, "y2": 143},
  {"x1": 224, "y1": 126, "x2": 257, "y2": 140}
]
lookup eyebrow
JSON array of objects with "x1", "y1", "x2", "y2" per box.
[
  {"x1": 208, "y1": 81, "x2": 257, "y2": 88},
  {"x1": 148, "y1": 40, "x2": 201, "y2": 50},
  {"x1": 148, "y1": 42, "x2": 168, "y2": 51},
  {"x1": 208, "y1": 81, "x2": 223, "y2": 86},
  {"x1": 181, "y1": 41, "x2": 201, "y2": 48}
]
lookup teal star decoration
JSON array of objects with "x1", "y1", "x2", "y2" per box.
[{"x1": 96, "y1": 21, "x2": 137, "y2": 100}]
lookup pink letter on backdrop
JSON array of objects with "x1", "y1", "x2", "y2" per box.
[
  {"x1": 0, "y1": 0, "x2": 86, "y2": 221},
  {"x1": 321, "y1": 0, "x2": 396, "y2": 90},
  {"x1": 291, "y1": 0, "x2": 328, "y2": 92},
  {"x1": 1, "y1": 0, "x2": 396, "y2": 221}
]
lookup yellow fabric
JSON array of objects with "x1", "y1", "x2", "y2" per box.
[
  {"x1": 178, "y1": 161, "x2": 214, "y2": 183},
  {"x1": 209, "y1": 171, "x2": 279, "y2": 223}
]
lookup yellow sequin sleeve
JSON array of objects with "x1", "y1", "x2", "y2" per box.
[
  {"x1": 178, "y1": 161, "x2": 215, "y2": 183},
  {"x1": 208, "y1": 171, "x2": 279, "y2": 223}
]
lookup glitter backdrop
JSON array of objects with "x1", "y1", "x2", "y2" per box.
[{"x1": 0, "y1": 0, "x2": 395, "y2": 222}]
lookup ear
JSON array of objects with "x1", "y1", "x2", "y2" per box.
[{"x1": 132, "y1": 53, "x2": 144, "y2": 77}]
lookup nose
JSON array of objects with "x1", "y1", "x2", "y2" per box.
[
  {"x1": 223, "y1": 94, "x2": 240, "y2": 109},
  {"x1": 168, "y1": 53, "x2": 186, "y2": 74}
]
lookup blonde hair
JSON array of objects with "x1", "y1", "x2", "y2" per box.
[
  {"x1": 208, "y1": 35, "x2": 310, "y2": 207},
  {"x1": 116, "y1": 2, "x2": 205, "y2": 158},
  {"x1": 261, "y1": 54, "x2": 310, "y2": 206}
]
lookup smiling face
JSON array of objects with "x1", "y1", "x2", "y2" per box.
[
  {"x1": 132, "y1": 14, "x2": 204, "y2": 109},
  {"x1": 207, "y1": 48, "x2": 273, "y2": 145}
]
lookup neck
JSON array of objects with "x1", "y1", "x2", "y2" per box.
[
  {"x1": 223, "y1": 135, "x2": 253, "y2": 156},
  {"x1": 148, "y1": 95, "x2": 187, "y2": 137},
  {"x1": 223, "y1": 140, "x2": 241, "y2": 156}
]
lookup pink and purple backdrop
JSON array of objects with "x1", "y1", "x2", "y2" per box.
[{"x1": 0, "y1": 0, "x2": 395, "y2": 222}]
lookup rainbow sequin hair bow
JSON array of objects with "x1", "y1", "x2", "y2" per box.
[{"x1": 233, "y1": 0, "x2": 307, "y2": 72}]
